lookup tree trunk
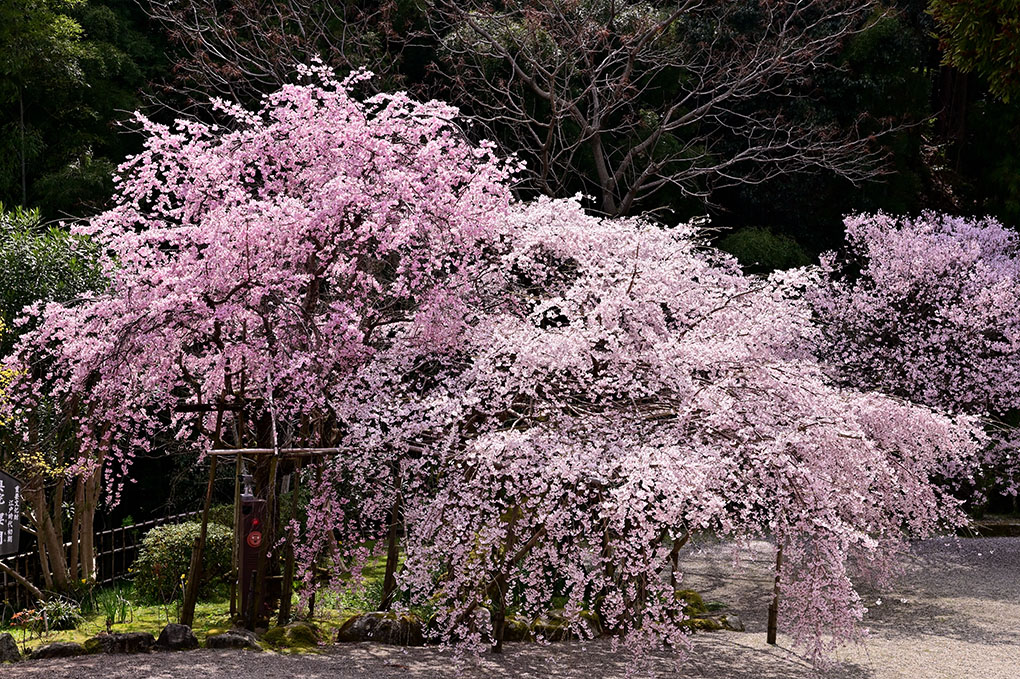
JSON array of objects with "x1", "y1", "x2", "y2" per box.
[
  {"x1": 68, "y1": 478, "x2": 83, "y2": 583},
  {"x1": 30, "y1": 484, "x2": 69, "y2": 590},
  {"x1": 766, "y1": 545, "x2": 783, "y2": 645},
  {"x1": 80, "y1": 469, "x2": 101, "y2": 581},
  {"x1": 379, "y1": 465, "x2": 401, "y2": 611}
]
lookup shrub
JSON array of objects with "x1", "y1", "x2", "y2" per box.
[
  {"x1": 717, "y1": 227, "x2": 812, "y2": 273},
  {"x1": 39, "y1": 596, "x2": 82, "y2": 631},
  {"x1": 133, "y1": 521, "x2": 233, "y2": 603},
  {"x1": 204, "y1": 503, "x2": 236, "y2": 528}
]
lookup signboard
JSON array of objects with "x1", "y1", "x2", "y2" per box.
[{"x1": 0, "y1": 470, "x2": 22, "y2": 556}]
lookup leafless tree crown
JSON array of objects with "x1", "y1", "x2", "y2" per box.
[{"x1": 432, "y1": 0, "x2": 892, "y2": 216}]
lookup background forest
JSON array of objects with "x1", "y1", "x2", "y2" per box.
[{"x1": 1, "y1": 0, "x2": 1018, "y2": 524}]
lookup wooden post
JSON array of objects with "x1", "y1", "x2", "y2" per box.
[
  {"x1": 230, "y1": 453, "x2": 241, "y2": 618},
  {"x1": 247, "y1": 453, "x2": 278, "y2": 629},
  {"x1": 180, "y1": 455, "x2": 218, "y2": 627},
  {"x1": 766, "y1": 545, "x2": 783, "y2": 645},
  {"x1": 278, "y1": 462, "x2": 301, "y2": 625}
]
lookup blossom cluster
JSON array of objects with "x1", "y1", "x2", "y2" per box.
[{"x1": 812, "y1": 212, "x2": 1020, "y2": 492}]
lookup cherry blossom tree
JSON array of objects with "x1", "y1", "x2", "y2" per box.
[
  {"x1": 2, "y1": 63, "x2": 515, "y2": 600},
  {"x1": 383, "y1": 198, "x2": 981, "y2": 659},
  {"x1": 3, "y1": 72, "x2": 983, "y2": 660},
  {"x1": 811, "y1": 212, "x2": 1020, "y2": 496}
]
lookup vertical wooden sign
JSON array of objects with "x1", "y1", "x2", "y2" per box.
[{"x1": 0, "y1": 470, "x2": 22, "y2": 556}]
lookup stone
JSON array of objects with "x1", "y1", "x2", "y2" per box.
[
  {"x1": 205, "y1": 628, "x2": 261, "y2": 651},
  {"x1": 721, "y1": 614, "x2": 745, "y2": 632},
  {"x1": 683, "y1": 616, "x2": 724, "y2": 631},
  {"x1": 29, "y1": 642, "x2": 87, "y2": 659},
  {"x1": 83, "y1": 632, "x2": 156, "y2": 655},
  {"x1": 155, "y1": 623, "x2": 199, "y2": 651},
  {"x1": 532, "y1": 608, "x2": 602, "y2": 642},
  {"x1": 261, "y1": 621, "x2": 322, "y2": 650},
  {"x1": 674, "y1": 589, "x2": 707, "y2": 615},
  {"x1": 336, "y1": 612, "x2": 424, "y2": 647},
  {"x1": 0, "y1": 633, "x2": 20, "y2": 662},
  {"x1": 499, "y1": 616, "x2": 533, "y2": 642}
]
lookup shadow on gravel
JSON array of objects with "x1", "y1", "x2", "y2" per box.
[
  {"x1": 684, "y1": 637, "x2": 872, "y2": 679},
  {"x1": 855, "y1": 537, "x2": 1020, "y2": 647}
]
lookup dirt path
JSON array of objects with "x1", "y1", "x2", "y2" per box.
[{"x1": 5, "y1": 537, "x2": 1018, "y2": 678}]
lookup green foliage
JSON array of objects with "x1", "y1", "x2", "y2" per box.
[
  {"x1": 717, "y1": 227, "x2": 812, "y2": 273},
  {"x1": 0, "y1": 0, "x2": 88, "y2": 95},
  {"x1": 132, "y1": 522, "x2": 233, "y2": 604},
  {"x1": 39, "y1": 596, "x2": 83, "y2": 631},
  {"x1": 0, "y1": 203, "x2": 105, "y2": 354},
  {"x1": 930, "y1": 0, "x2": 1020, "y2": 102},
  {"x1": 332, "y1": 575, "x2": 385, "y2": 613},
  {"x1": 0, "y1": 0, "x2": 165, "y2": 215},
  {"x1": 95, "y1": 585, "x2": 131, "y2": 624},
  {"x1": 204, "y1": 503, "x2": 237, "y2": 529}
]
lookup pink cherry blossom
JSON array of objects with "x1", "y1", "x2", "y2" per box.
[{"x1": 2, "y1": 73, "x2": 985, "y2": 664}]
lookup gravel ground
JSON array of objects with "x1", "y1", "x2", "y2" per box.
[{"x1": 5, "y1": 537, "x2": 1018, "y2": 679}]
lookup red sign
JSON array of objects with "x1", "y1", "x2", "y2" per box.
[{"x1": 246, "y1": 531, "x2": 263, "y2": 549}]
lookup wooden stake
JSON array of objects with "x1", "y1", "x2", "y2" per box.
[
  {"x1": 181, "y1": 455, "x2": 218, "y2": 627},
  {"x1": 379, "y1": 463, "x2": 401, "y2": 611},
  {"x1": 230, "y1": 453, "x2": 241, "y2": 618}
]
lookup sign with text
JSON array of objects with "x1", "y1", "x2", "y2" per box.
[{"x1": 0, "y1": 470, "x2": 22, "y2": 556}]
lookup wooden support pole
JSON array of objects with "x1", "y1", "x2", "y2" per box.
[
  {"x1": 230, "y1": 453, "x2": 241, "y2": 618},
  {"x1": 0, "y1": 560, "x2": 44, "y2": 601},
  {"x1": 247, "y1": 454, "x2": 278, "y2": 630},
  {"x1": 766, "y1": 545, "x2": 783, "y2": 645},
  {"x1": 278, "y1": 462, "x2": 301, "y2": 625},
  {"x1": 180, "y1": 455, "x2": 218, "y2": 627}
]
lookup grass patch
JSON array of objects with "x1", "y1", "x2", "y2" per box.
[{"x1": 0, "y1": 590, "x2": 236, "y2": 653}]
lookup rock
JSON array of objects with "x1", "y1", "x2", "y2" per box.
[
  {"x1": 29, "y1": 642, "x2": 87, "y2": 659},
  {"x1": 0, "y1": 633, "x2": 20, "y2": 662},
  {"x1": 675, "y1": 589, "x2": 707, "y2": 615},
  {"x1": 83, "y1": 632, "x2": 156, "y2": 655},
  {"x1": 532, "y1": 608, "x2": 602, "y2": 641},
  {"x1": 336, "y1": 612, "x2": 424, "y2": 647},
  {"x1": 721, "y1": 614, "x2": 745, "y2": 632},
  {"x1": 205, "y1": 628, "x2": 261, "y2": 651},
  {"x1": 683, "y1": 616, "x2": 724, "y2": 631},
  {"x1": 499, "y1": 616, "x2": 533, "y2": 642},
  {"x1": 261, "y1": 621, "x2": 322, "y2": 650},
  {"x1": 155, "y1": 624, "x2": 199, "y2": 651}
]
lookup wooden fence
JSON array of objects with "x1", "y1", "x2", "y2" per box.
[{"x1": 1, "y1": 511, "x2": 198, "y2": 610}]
